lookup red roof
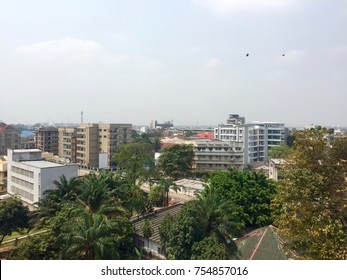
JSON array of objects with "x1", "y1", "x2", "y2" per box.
[
  {"x1": 0, "y1": 122, "x2": 9, "y2": 134},
  {"x1": 197, "y1": 132, "x2": 214, "y2": 139}
]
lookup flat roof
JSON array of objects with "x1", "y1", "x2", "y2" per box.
[
  {"x1": 174, "y1": 179, "x2": 204, "y2": 190},
  {"x1": 13, "y1": 149, "x2": 41, "y2": 153},
  {"x1": 21, "y1": 160, "x2": 64, "y2": 168}
]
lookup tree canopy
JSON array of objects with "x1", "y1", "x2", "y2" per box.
[
  {"x1": 272, "y1": 129, "x2": 347, "y2": 259},
  {"x1": 268, "y1": 144, "x2": 292, "y2": 158},
  {"x1": 112, "y1": 142, "x2": 155, "y2": 184},
  {"x1": 158, "y1": 144, "x2": 194, "y2": 180},
  {"x1": 10, "y1": 171, "x2": 146, "y2": 260},
  {"x1": 0, "y1": 197, "x2": 29, "y2": 244},
  {"x1": 208, "y1": 168, "x2": 277, "y2": 228}
]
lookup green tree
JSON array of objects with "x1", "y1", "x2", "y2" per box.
[
  {"x1": 8, "y1": 231, "x2": 60, "y2": 260},
  {"x1": 159, "y1": 202, "x2": 206, "y2": 259},
  {"x1": 77, "y1": 173, "x2": 125, "y2": 216},
  {"x1": 191, "y1": 234, "x2": 231, "y2": 260},
  {"x1": 140, "y1": 219, "x2": 153, "y2": 252},
  {"x1": 158, "y1": 144, "x2": 194, "y2": 179},
  {"x1": 58, "y1": 209, "x2": 133, "y2": 260},
  {"x1": 268, "y1": 144, "x2": 292, "y2": 158},
  {"x1": 208, "y1": 168, "x2": 277, "y2": 228},
  {"x1": 159, "y1": 178, "x2": 179, "y2": 206},
  {"x1": 113, "y1": 142, "x2": 155, "y2": 185},
  {"x1": 272, "y1": 129, "x2": 347, "y2": 259},
  {"x1": 148, "y1": 184, "x2": 164, "y2": 207},
  {"x1": 0, "y1": 197, "x2": 29, "y2": 244},
  {"x1": 29, "y1": 175, "x2": 80, "y2": 230}
]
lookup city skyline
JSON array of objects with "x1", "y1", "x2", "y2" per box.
[{"x1": 1, "y1": 0, "x2": 346, "y2": 127}]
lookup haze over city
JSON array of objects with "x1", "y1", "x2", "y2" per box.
[{"x1": 1, "y1": 0, "x2": 346, "y2": 127}]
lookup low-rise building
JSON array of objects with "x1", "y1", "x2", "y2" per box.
[
  {"x1": 0, "y1": 155, "x2": 8, "y2": 191},
  {"x1": 7, "y1": 149, "x2": 78, "y2": 207},
  {"x1": 160, "y1": 137, "x2": 244, "y2": 171},
  {"x1": 268, "y1": 158, "x2": 287, "y2": 181},
  {"x1": 132, "y1": 204, "x2": 183, "y2": 259}
]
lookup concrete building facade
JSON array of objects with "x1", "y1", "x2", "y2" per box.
[
  {"x1": 160, "y1": 137, "x2": 245, "y2": 171},
  {"x1": 59, "y1": 123, "x2": 132, "y2": 168},
  {"x1": 58, "y1": 127, "x2": 78, "y2": 164},
  {"x1": 214, "y1": 114, "x2": 287, "y2": 165},
  {"x1": 7, "y1": 149, "x2": 78, "y2": 206},
  {"x1": 35, "y1": 127, "x2": 59, "y2": 155},
  {"x1": 0, "y1": 122, "x2": 19, "y2": 155}
]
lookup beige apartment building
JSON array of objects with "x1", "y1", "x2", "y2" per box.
[
  {"x1": 98, "y1": 123, "x2": 132, "y2": 168},
  {"x1": 58, "y1": 127, "x2": 78, "y2": 164},
  {"x1": 59, "y1": 123, "x2": 132, "y2": 168}
]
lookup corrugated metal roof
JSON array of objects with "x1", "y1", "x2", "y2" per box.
[{"x1": 132, "y1": 204, "x2": 183, "y2": 244}]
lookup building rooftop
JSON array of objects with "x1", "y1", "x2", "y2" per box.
[
  {"x1": 132, "y1": 204, "x2": 183, "y2": 244},
  {"x1": 235, "y1": 225, "x2": 295, "y2": 260},
  {"x1": 21, "y1": 160, "x2": 64, "y2": 168},
  {"x1": 12, "y1": 149, "x2": 41, "y2": 153},
  {"x1": 174, "y1": 179, "x2": 204, "y2": 191}
]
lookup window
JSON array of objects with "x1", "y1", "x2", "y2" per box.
[{"x1": 136, "y1": 239, "x2": 145, "y2": 248}]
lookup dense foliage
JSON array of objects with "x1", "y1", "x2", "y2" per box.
[
  {"x1": 208, "y1": 168, "x2": 277, "y2": 227},
  {"x1": 272, "y1": 130, "x2": 347, "y2": 259},
  {"x1": 9, "y1": 172, "x2": 150, "y2": 260},
  {"x1": 159, "y1": 167, "x2": 277, "y2": 260},
  {"x1": 112, "y1": 142, "x2": 155, "y2": 184},
  {"x1": 0, "y1": 197, "x2": 29, "y2": 244},
  {"x1": 158, "y1": 144, "x2": 194, "y2": 179}
]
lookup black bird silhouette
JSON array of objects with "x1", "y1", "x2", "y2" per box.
[{"x1": 246, "y1": 53, "x2": 249, "y2": 57}]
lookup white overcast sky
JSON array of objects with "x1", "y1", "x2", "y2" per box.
[{"x1": 0, "y1": 0, "x2": 346, "y2": 127}]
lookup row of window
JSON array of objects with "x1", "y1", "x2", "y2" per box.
[
  {"x1": 11, "y1": 176, "x2": 34, "y2": 190},
  {"x1": 11, "y1": 166, "x2": 34, "y2": 178},
  {"x1": 197, "y1": 155, "x2": 242, "y2": 160},
  {"x1": 11, "y1": 185, "x2": 34, "y2": 202}
]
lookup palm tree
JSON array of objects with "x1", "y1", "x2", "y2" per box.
[
  {"x1": 140, "y1": 219, "x2": 153, "y2": 256},
  {"x1": 60, "y1": 210, "x2": 121, "y2": 260},
  {"x1": 44, "y1": 175, "x2": 80, "y2": 206},
  {"x1": 30, "y1": 175, "x2": 80, "y2": 229},
  {"x1": 159, "y1": 178, "x2": 179, "y2": 206},
  {"x1": 195, "y1": 184, "x2": 242, "y2": 256},
  {"x1": 77, "y1": 173, "x2": 126, "y2": 216}
]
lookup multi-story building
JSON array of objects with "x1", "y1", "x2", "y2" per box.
[
  {"x1": 35, "y1": 127, "x2": 59, "y2": 155},
  {"x1": 98, "y1": 123, "x2": 132, "y2": 168},
  {"x1": 58, "y1": 127, "x2": 78, "y2": 164},
  {"x1": 215, "y1": 114, "x2": 287, "y2": 165},
  {"x1": 59, "y1": 123, "x2": 132, "y2": 168},
  {"x1": 0, "y1": 122, "x2": 19, "y2": 155},
  {"x1": 7, "y1": 149, "x2": 78, "y2": 207},
  {"x1": 76, "y1": 123, "x2": 99, "y2": 168},
  {"x1": 192, "y1": 139, "x2": 244, "y2": 170},
  {"x1": 160, "y1": 137, "x2": 244, "y2": 171}
]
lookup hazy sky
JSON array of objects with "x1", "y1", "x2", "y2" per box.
[{"x1": 1, "y1": 0, "x2": 346, "y2": 127}]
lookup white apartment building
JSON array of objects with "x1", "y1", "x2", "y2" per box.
[
  {"x1": 215, "y1": 115, "x2": 287, "y2": 165},
  {"x1": 7, "y1": 149, "x2": 78, "y2": 207}
]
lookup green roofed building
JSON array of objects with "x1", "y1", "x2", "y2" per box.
[{"x1": 235, "y1": 225, "x2": 296, "y2": 260}]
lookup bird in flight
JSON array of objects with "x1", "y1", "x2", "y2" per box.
[
  {"x1": 246, "y1": 53, "x2": 249, "y2": 57},
  {"x1": 282, "y1": 54, "x2": 285, "y2": 56}
]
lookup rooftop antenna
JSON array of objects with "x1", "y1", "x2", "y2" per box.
[{"x1": 81, "y1": 111, "x2": 83, "y2": 124}]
